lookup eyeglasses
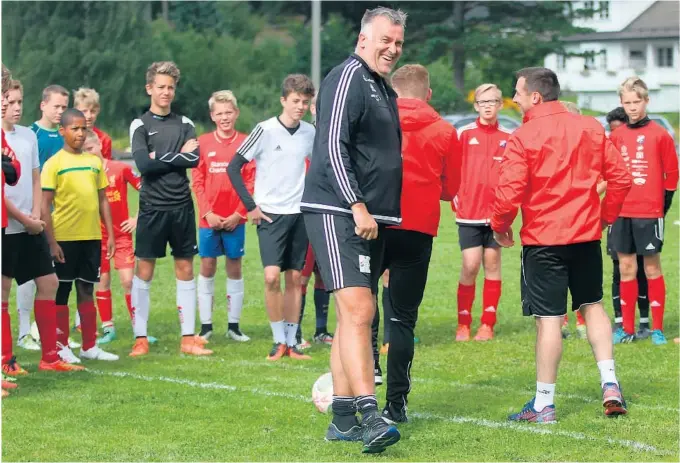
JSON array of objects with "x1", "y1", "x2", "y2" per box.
[{"x1": 476, "y1": 99, "x2": 501, "y2": 107}]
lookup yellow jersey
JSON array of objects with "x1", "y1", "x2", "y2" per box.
[{"x1": 41, "y1": 149, "x2": 108, "y2": 241}]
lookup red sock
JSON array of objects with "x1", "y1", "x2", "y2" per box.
[
  {"x1": 563, "y1": 313, "x2": 569, "y2": 325},
  {"x1": 125, "y1": 293, "x2": 133, "y2": 320},
  {"x1": 34, "y1": 299, "x2": 59, "y2": 363},
  {"x1": 96, "y1": 290, "x2": 113, "y2": 327},
  {"x1": 620, "y1": 279, "x2": 638, "y2": 335},
  {"x1": 457, "y1": 283, "x2": 475, "y2": 327},
  {"x1": 78, "y1": 301, "x2": 97, "y2": 351},
  {"x1": 576, "y1": 310, "x2": 586, "y2": 326},
  {"x1": 481, "y1": 279, "x2": 501, "y2": 327},
  {"x1": 56, "y1": 304, "x2": 70, "y2": 347},
  {"x1": 2, "y1": 302, "x2": 13, "y2": 363},
  {"x1": 647, "y1": 276, "x2": 665, "y2": 331}
]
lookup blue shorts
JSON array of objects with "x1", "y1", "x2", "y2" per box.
[{"x1": 198, "y1": 225, "x2": 246, "y2": 259}]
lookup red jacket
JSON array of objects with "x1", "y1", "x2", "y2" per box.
[
  {"x1": 610, "y1": 119, "x2": 679, "y2": 218},
  {"x1": 393, "y1": 98, "x2": 461, "y2": 237},
  {"x1": 454, "y1": 118, "x2": 512, "y2": 224},
  {"x1": 491, "y1": 101, "x2": 632, "y2": 246},
  {"x1": 193, "y1": 130, "x2": 255, "y2": 228},
  {"x1": 2, "y1": 130, "x2": 21, "y2": 229},
  {"x1": 93, "y1": 126, "x2": 112, "y2": 160}
]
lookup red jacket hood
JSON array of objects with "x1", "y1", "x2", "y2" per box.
[{"x1": 397, "y1": 98, "x2": 441, "y2": 131}]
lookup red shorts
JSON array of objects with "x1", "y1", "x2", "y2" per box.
[{"x1": 101, "y1": 235, "x2": 135, "y2": 273}]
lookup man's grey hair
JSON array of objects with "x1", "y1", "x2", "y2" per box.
[{"x1": 360, "y1": 7, "x2": 407, "y2": 34}]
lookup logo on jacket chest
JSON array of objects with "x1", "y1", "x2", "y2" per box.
[{"x1": 209, "y1": 161, "x2": 229, "y2": 174}]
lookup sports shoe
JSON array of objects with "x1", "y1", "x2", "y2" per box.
[
  {"x1": 129, "y1": 337, "x2": 150, "y2": 357},
  {"x1": 651, "y1": 330, "x2": 667, "y2": 345},
  {"x1": 297, "y1": 339, "x2": 311, "y2": 350},
  {"x1": 96, "y1": 327, "x2": 117, "y2": 345},
  {"x1": 613, "y1": 327, "x2": 635, "y2": 344},
  {"x1": 455, "y1": 325, "x2": 470, "y2": 342},
  {"x1": 602, "y1": 382, "x2": 627, "y2": 416},
  {"x1": 361, "y1": 411, "x2": 401, "y2": 454},
  {"x1": 381, "y1": 402, "x2": 408, "y2": 424},
  {"x1": 266, "y1": 343, "x2": 287, "y2": 361},
  {"x1": 68, "y1": 337, "x2": 81, "y2": 349},
  {"x1": 38, "y1": 359, "x2": 85, "y2": 371},
  {"x1": 287, "y1": 345, "x2": 311, "y2": 360},
  {"x1": 374, "y1": 362, "x2": 383, "y2": 386},
  {"x1": 30, "y1": 321, "x2": 41, "y2": 341},
  {"x1": 181, "y1": 336, "x2": 213, "y2": 356},
  {"x1": 80, "y1": 346, "x2": 120, "y2": 361},
  {"x1": 561, "y1": 325, "x2": 571, "y2": 339},
  {"x1": 148, "y1": 335, "x2": 158, "y2": 344},
  {"x1": 17, "y1": 334, "x2": 41, "y2": 351},
  {"x1": 2, "y1": 389, "x2": 9, "y2": 398},
  {"x1": 313, "y1": 332, "x2": 333, "y2": 346},
  {"x1": 508, "y1": 398, "x2": 556, "y2": 423},
  {"x1": 325, "y1": 421, "x2": 362, "y2": 442},
  {"x1": 379, "y1": 343, "x2": 389, "y2": 355},
  {"x1": 2, "y1": 356, "x2": 28, "y2": 376},
  {"x1": 474, "y1": 324, "x2": 494, "y2": 341},
  {"x1": 194, "y1": 335, "x2": 209, "y2": 346},
  {"x1": 576, "y1": 324, "x2": 587, "y2": 340},
  {"x1": 226, "y1": 329, "x2": 250, "y2": 342},
  {"x1": 2, "y1": 378, "x2": 18, "y2": 389},
  {"x1": 636, "y1": 325, "x2": 652, "y2": 340},
  {"x1": 57, "y1": 343, "x2": 82, "y2": 364}
]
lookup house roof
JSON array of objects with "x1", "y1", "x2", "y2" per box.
[{"x1": 564, "y1": 1, "x2": 679, "y2": 42}]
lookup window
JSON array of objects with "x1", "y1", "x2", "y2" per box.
[
  {"x1": 583, "y1": 1, "x2": 595, "y2": 18},
  {"x1": 557, "y1": 54, "x2": 566, "y2": 70},
  {"x1": 657, "y1": 47, "x2": 674, "y2": 68},
  {"x1": 629, "y1": 49, "x2": 646, "y2": 68},
  {"x1": 584, "y1": 54, "x2": 595, "y2": 70},
  {"x1": 598, "y1": 1, "x2": 610, "y2": 19},
  {"x1": 599, "y1": 50, "x2": 608, "y2": 70}
]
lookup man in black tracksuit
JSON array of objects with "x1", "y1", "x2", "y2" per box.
[{"x1": 300, "y1": 7, "x2": 406, "y2": 454}]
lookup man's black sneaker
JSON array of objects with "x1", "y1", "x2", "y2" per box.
[
  {"x1": 361, "y1": 411, "x2": 400, "y2": 453},
  {"x1": 636, "y1": 325, "x2": 652, "y2": 340},
  {"x1": 381, "y1": 402, "x2": 408, "y2": 424},
  {"x1": 325, "y1": 422, "x2": 362, "y2": 442},
  {"x1": 374, "y1": 362, "x2": 383, "y2": 386}
]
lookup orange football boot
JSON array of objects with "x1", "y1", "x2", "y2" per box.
[
  {"x1": 181, "y1": 336, "x2": 213, "y2": 356},
  {"x1": 129, "y1": 337, "x2": 150, "y2": 357},
  {"x1": 455, "y1": 325, "x2": 471, "y2": 342}
]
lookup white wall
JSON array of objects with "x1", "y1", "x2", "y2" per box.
[{"x1": 573, "y1": 0, "x2": 654, "y2": 32}]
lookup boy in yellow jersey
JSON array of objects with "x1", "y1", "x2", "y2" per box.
[{"x1": 41, "y1": 108, "x2": 118, "y2": 363}]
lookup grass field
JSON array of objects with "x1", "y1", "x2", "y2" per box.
[{"x1": 2, "y1": 193, "x2": 679, "y2": 462}]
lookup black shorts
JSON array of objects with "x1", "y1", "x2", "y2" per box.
[
  {"x1": 1, "y1": 232, "x2": 55, "y2": 285},
  {"x1": 135, "y1": 202, "x2": 198, "y2": 259},
  {"x1": 304, "y1": 213, "x2": 385, "y2": 294},
  {"x1": 609, "y1": 217, "x2": 664, "y2": 256},
  {"x1": 55, "y1": 240, "x2": 101, "y2": 284},
  {"x1": 458, "y1": 224, "x2": 499, "y2": 250},
  {"x1": 521, "y1": 240, "x2": 603, "y2": 317},
  {"x1": 257, "y1": 213, "x2": 308, "y2": 271}
]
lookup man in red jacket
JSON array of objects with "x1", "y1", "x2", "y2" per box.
[
  {"x1": 378, "y1": 64, "x2": 461, "y2": 422},
  {"x1": 492, "y1": 67, "x2": 632, "y2": 422},
  {"x1": 609, "y1": 77, "x2": 678, "y2": 345},
  {"x1": 453, "y1": 83, "x2": 512, "y2": 342},
  {"x1": 193, "y1": 90, "x2": 254, "y2": 342}
]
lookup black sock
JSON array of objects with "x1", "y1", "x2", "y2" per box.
[
  {"x1": 314, "y1": 288, "x2": 329, "y2": 334},
  {"x1": 200, "y1": 323, "x2": 213, "y2": 335},
  {"x1": 331, "y1": 395, "x2": 358, "y2": 431},
  {"x1": 227, "y1": 323, "x2": 241, "y2": 335},
  {"x1": 356, "y1": 394, "x2": 379, "y2": 416}
]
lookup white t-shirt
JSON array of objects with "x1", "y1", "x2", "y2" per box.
[
  {"x1": 237, "y1": 117, "x2": 315, "y2": 214},
  {"x1": 5, "y1": 125, "x2": 40, "y2": 234}
]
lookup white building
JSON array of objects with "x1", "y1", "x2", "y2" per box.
[{"x1": 544, "y1": 0, "x2": 679, "y2": 112}]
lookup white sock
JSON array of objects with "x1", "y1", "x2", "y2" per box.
[
  {"x1": 177, "y1": 279, "x2": 196, "y2": 336},
  {"x1": 614, "y1": 316, "x2": 622, "y2": 324},
  {"x1": 75, "y1": 310, "x2": 81, "y2": 328},
  {"x1": 132, "y1": 276, "x2": 151, "y2": 337},
  {"x1": 16, "y1": 280, "x2": 36, "y2": 338},
  {"x1": 270, "y1": 320, "x2": 286, "y2": 344},
  {"x1": 597, "y1": 359, "x2": 618, "y2": 387},
  {"x1": 227, "y1": 278, "x2": 245, "y2": 323},
  {"x1": 639, "y1": 317, "x2": 649, "y2": 324},
  {"x1": 534, "y1": 382, "x2": 555, "y2": 411},
  {"x1": 197, "y1": 275, "x2": 214, "y2": 325},
  {"x1": 285, "y1": 322, "x2": 299, "y2": 347}
]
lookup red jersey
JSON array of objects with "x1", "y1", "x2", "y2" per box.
[
  {"x1": 193, "y1": 130, "x2": 255, "y2": 228},
  {"x1": 491, "y1": 101, "x2": 632, "y2": 246},
  {"x1": 101, "y1": 160, "x2": 141, "y2": 238},
  {"x1": 610, "y1": 119, "x2": 679, "y2": 218},
  {"x1": 2, "y1": 130, "x2": 21, "y2": 229},
  {"x1": 454, "y1": 118, "x2": 512, "y2": 224},
  {"x1": 392, "y1": 98, "x2": 461, "y2": 237},
  {"x1": 93, "y1": 126, "x2": 113, "y2": 160}
]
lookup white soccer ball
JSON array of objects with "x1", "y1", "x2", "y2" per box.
[{"x1": 312, "y1": 372, "x2": 334, "y2": 413}]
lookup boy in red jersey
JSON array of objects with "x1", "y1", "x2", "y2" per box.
[
  {"x1": 74, "y1": 88, "x2": 112, "y2": 160},
  {"x1": 82, "y1": 131, "x2": 141, "y2": 344},
  {"x1": 609, "y1": 77, "x2": 678, "y2": 345},
  {"x1": 453, "y1": 83, "x2": 511, "y2": 342},
  {"x1": 193, "y1": 90, "x2": 253, "y2": 342}
]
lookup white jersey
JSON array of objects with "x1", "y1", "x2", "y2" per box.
[
  {"x1": 237, "y1": 117, "x2": 315, "y2": 214},
  {"x1": 5, "y1": 125, "x2": 40, "y2": 234}
]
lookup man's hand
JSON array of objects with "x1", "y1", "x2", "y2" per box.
[
  {"x1": 106, "y1": 235, "x2": 116, "y2": 260},
  {"x1": 181, "y1": 139, "x2": 199, "y2": 153},
  {"x1": 50, "y1": 242, "x2": 65, "y2": 263},
  {"x1": 149, "y1": 151, "x2": 156, "y2": 160},
  {"x1": 248, "y1": 206, "x2": 272, "y2": 226},
  {"x1": 493, "y1": 228, "x2": 515, "y2": 248},
  {"x1": 221, "y1": 213, "x2": 242, "y2": 232},
  {"x1": 121, "y1": 216, "x2": 138, "y2": 233},
  {"x1": 206, "y1": 212, "x2": 226, "y2": 229},
  {"x1": 351, "y1": 203, "x2": 378, "y2": 240},
  {"x1": 25, "y1": 216, "x2": 45, "y2": 235}
]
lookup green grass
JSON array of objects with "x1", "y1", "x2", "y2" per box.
[{"x1": 3, "y1": 193, "x2": 679, "y2": 462}]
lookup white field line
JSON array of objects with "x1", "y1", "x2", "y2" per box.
[{"x1": 90, "y1": 369, "x2": 676, "y2": 457}]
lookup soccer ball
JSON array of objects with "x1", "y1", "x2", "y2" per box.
[{"x1": 311, "y1": 372, "x2": 333, "y2": 413}]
